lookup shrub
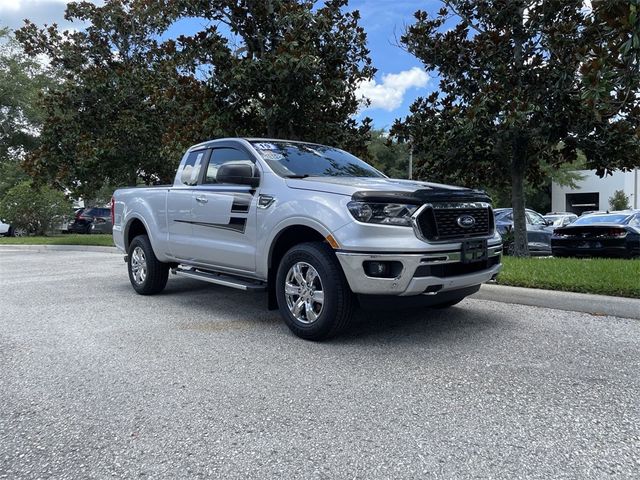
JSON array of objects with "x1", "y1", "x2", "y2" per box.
[
  {"x1": 0, "y1": 181, "x2": 72, "y2": 235},
  {"x1": 609, "y1": 190, "x2": 631, "y2": 211}
]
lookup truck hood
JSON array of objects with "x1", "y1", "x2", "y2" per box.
[{"x1": 285, "y1": 176, "x2": 490, "y2": 204}]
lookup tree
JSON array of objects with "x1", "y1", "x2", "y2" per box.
[
  {"x1": 173, "y1": 0, "x2": 375, "y2": 157},
  {"x1": 17, "y1": 0, "x2": 375, "y2": 198},
  {"x1": 367, "y1": 129, "x2": 409, "y2": 178},
  {"x1": 392, "y1": 0, "x2": 640, "y2": 256},
  {"x1": 609, "y1": 189, "x2": 631, "y2": 210},
  {"x1": 0, "y1": 27, "x2": 54, "y2": 198},
  {"x1": 16, "y1": 0, "x2": 206, "y2": 199},
  {"x1": 0, "y1": 180, "x2": 72, "y2": 235}
]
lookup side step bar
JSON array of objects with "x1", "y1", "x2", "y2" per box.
[{"x1": 171, "y1": 267, "x2": 267, "y2": 292}]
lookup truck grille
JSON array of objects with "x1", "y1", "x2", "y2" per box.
[{"x1": 415, "y1": 205, "x2": 493, "y2": 241}]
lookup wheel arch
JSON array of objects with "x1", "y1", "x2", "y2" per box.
[
  {"x1": 124, "y1": 216, "x2": 150, "y2": 253},
  {"x1": 266, "y1": 224, "x2": 329, "y2": 310}
]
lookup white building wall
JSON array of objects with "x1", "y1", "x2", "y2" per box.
[{"x1": 551, "y1": 169, "x2": 639, "y2": 213}]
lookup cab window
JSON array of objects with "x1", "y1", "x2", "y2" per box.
[
  {"x1": 204, "y1": 148, "x2": 255, "y2": 184},
  {"x1": 176, "y1": 150, "x2": 207, "y2": 186}
]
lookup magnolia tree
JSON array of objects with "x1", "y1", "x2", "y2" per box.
[
  {"x1": 392, "y1": 0, "x2": 640, "y2": 256},
  {"x1": 17, "y1": 0, "x2": 375, "y2": 198}
]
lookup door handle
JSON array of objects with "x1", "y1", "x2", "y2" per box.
[{"x1": 195, "y1": 195, "x2": 208, "y2": 204}]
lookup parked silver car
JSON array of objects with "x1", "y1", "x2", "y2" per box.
[{"x1": 544, "y1": 212, "x2": 578, "y2": 227}]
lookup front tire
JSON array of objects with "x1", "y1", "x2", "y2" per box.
[
  {"x1": 276, "y1": 242, "x2": 354, "y2": 340},
  {"x1": 8, "y1": 226, "x2": 26, "y2": 237},
  {"x1": 127, "y1": 235, "x2": 169, "y2": 295}
]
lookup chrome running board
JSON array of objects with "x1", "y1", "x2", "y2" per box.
[{"x1": 172, "y1": 267, "x2": 267, "y2": 292}]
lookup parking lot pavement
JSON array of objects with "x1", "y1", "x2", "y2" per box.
[{"x1": 1, "y1": 250, "x2": 639, "y2": 479}]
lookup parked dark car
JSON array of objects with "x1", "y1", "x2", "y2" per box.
[
  {"x1": 551, "y1": 211, "x2": 640, "y2": 258},
  {"x1": 68, "y1": 207, "x2": 113, "y2": 234},
  {"x1": 494, "y1": 208, "x2": 553, "y2": 255}
]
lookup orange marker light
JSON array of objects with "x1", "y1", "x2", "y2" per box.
[{"x1": 325, "y1": 234, "x2": 340, "y2": 249}]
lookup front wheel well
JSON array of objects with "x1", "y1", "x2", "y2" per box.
[{"x1": 267, "y1": 225, "x2": 328, "y2": 310}]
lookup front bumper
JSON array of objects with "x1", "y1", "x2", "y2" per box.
[{"x1": 336, "y1": 244, "x2": 502, "y2": 296}]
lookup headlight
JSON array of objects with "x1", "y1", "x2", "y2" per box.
[{"x1": 347, "y1": 201, "x2": 419, "y2": 226}]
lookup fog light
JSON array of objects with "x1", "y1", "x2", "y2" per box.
[
  {"x1": 363, "y1": 261, "x2": 403, "y2": 278},
  {"x1": 364, "y1": 261, "x2": 388, "y2": 277}
]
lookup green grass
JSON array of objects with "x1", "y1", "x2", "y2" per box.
[
  {"x1": 497, "y1": 256, "x2": 640, "y2": 298},
  {"x1": 0, "y1": 234, "x2": 114, "y2": 247},
  {"x1": 1, "y1": 235, "x2": 638, "y2": 298}
]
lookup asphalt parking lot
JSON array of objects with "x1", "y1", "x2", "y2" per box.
[{"x1": 1, "y1": 249, "x2": 639, "y2": 479}]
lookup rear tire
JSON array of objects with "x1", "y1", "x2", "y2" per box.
[
  {"x1": 276, "y1": 242, "x2": 354, "y2": 340},
  {"x1": 127, "y1": 235, "x2": 169, "y2": 295}
]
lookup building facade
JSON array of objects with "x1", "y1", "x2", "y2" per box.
[{"x1": 551, "y1": 169, "x2": 639, "y2": 215}]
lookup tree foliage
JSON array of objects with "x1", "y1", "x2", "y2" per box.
[
  {"x1": 16, "y1": 0, "x2": 374, "y2": 198},
  {"x1": 0, "y1": 27, "x2": 53, "y2": 197},
  {"x1": 173, "y1": 0, "x2": 375, "y2": 155},
  {"x1": 609, "y1": 189, "x2": 631, "y2": 210},
  {"x1": 392, "y1": 0, "x2": 640, "y2": 256},
  {"x1": 0, "y1": 180, "x2": 72, "y2": 235},
  {"x1": 16, "y1": 1, "x2": 196, "y2": 198},
  {"x1": 366, "y1": 130, "x2": 409, "y2": 178}
]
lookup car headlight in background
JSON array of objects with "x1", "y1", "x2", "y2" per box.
[{"x1": 347, "y1": 201, "x2": 419, "y2": 226}]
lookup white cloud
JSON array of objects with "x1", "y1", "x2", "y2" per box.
[
  {"x1": 356, "y1": 67, "x2": 429, "y2": 112},
  {"x1": 0, "y1": 1, "x2": 100, "y2": 30}
]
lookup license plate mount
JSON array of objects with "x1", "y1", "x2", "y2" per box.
[{"x1": 461, "y1": 239, "x2": 488, "y2": 263}]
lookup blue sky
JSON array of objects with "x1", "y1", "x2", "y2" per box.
[{"x1": 2, "y1": 0, "x2": 438, "y2": 129}]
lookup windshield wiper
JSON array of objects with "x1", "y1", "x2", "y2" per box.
[{"x1": 284, "y1": 174, "x2": 311, "y2": 179}]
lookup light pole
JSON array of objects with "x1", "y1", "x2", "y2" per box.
[{"x1": 408, "y1": 136, "x2": 413, "y2": 180}]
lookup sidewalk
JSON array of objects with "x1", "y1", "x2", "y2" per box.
[{"x1": 0, "y1": 244, "x2": 119, "y2": 254}]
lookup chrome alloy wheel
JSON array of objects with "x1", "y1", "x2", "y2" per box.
[
  {"x1": 284, "y1": 261, "x2": 325, "y2": 324},
  {"x1": 130, "y1": 246, "x2": 147, "y2": 285}
]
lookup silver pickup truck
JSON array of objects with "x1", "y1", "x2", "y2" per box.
[{"x1": 112, "y1": 138, "x2": 502, "y2": 340}]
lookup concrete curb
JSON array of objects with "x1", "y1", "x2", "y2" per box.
[
  {"x1": 0, "y1": 244, "x2": 119, "y2": 254},
  {"x1": 473, "y1": 283, "x2": 640, "y2": 320}
]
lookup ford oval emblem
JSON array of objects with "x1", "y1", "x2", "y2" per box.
[{"x1": 457, "y1": 215, "x2": 476, "y2": 228}]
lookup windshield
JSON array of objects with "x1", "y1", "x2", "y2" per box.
[
  {"x1": 573, "y1": 214, "x2": 631, "y2": 225},
  {"x1": 250, "y1": 141, "x2": 383, "y2": 178}
]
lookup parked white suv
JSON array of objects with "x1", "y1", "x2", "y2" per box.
[{"x1": 0, "y1": 219, "x2": 23, "y2": 237}]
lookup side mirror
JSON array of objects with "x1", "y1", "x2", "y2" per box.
[{"x1": 216, "y1": 162, "x2": 259, "y2": 187}]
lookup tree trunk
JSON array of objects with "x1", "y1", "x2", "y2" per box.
[
  {"x1": 510, "y1": 148, "x2": 529, "y2": 257},
  {"x1": 510, "y1": 4, "x2": 528, "y2": 257}
]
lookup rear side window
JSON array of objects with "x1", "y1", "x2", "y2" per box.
[
  {"x1": 526, "y1": 211, "x2": 546, "y2": 225},
  {"x1": 176, "y1": 150, "x2": 207, "y2": 186},
  {"x1": 204, "y1": 148, "x2": 254, "y2": 184}
]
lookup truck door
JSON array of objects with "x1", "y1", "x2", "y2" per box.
[
  {"x1": 167, "y1": 149, "x2": 208, "y2": 260},
  {"x1": 188, "y1": 147, "x2": 258, "y2": 272}
]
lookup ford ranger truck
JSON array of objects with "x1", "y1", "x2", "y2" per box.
[{"x1": 112, "y1": 138, "x2": 502, "y2": 340}]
